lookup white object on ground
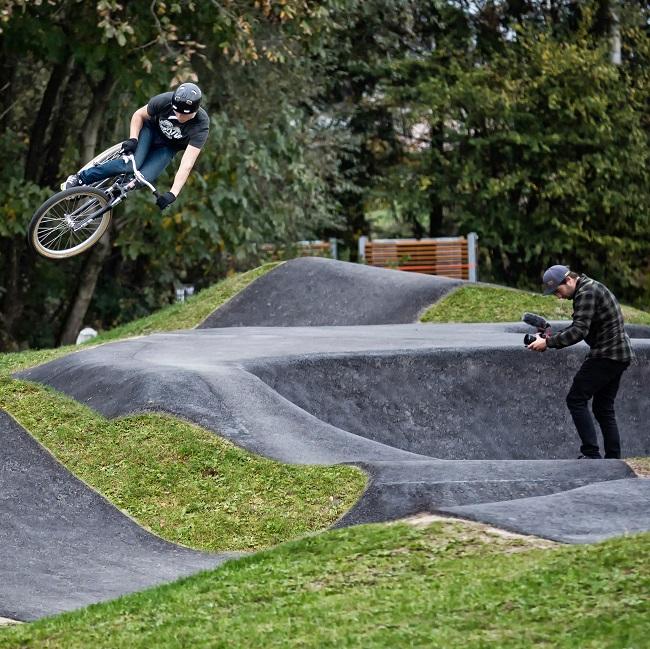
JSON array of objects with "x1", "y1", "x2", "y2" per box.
[{"x1": 76, "y1": 327, "x2": 98, "y2": 345}]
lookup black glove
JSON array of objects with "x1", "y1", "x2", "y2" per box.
[
  {"x1": 121, "y1": 137, "x2": 138, "y2": 154},
  {"x1": 156, "y1": 191, "x2": 176, "y2": 211}
]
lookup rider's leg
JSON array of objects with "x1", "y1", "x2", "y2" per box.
[
  {"x1": 138, "y1": 145, "x2": 176, "y2": 183},
  {"x1": 78, "y1": 124, "x2": 155, "y2": 185}
]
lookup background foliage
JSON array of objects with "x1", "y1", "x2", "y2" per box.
[{"x1": 1, "y1": 0, "x2": 649, "y2": 350}]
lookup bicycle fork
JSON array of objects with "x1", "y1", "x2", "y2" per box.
[{"x1": 71, "y1": 194, "x2": 124, "y2": 232}]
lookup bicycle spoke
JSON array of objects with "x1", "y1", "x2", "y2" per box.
[
  {"x1": 39, "y1": 214, "x2": 66, "y2": 223},
  {"x1": 39, "y1": 226, "x2": 67, "y2": 243},
  {"x1": 40, "y1": 222, "x2": 100, "y2": 250},
  {"x1": 37, "y1": 223, "x2": 66, "y2": 235},
  {"x1": 41, "y1": 228, "x2": 69, "y2": 249},
  {"x1": 42, "y1": 220, "x2": 74, "y2": 243}
]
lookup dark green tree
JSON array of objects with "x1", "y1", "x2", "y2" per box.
[{"x1": 383, "y1": 8, "x2": 650, "y2": 303}]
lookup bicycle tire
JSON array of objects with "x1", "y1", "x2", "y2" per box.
[{"x1": 28, "y1": 187, "x2": 112, "y2": 260}]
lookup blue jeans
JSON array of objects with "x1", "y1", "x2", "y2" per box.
[{"x1": 79, "y1": 123, "x2": 176, "y2": 185}]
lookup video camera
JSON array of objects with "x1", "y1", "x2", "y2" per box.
[{"x1": 522, "y1": 312, "x2": 551, "y2": 346}]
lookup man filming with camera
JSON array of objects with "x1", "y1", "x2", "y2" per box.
[{"x1": 528, "y1": 265, "x2": 634, "y2": 459}]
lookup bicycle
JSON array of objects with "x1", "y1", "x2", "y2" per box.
[{"x1": 28, "y1": 145, "x2": 160, "y2": 260}]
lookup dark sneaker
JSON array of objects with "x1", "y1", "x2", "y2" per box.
[
  {"x1": 577, "y1": 454, "x2": 601, "y2": 459},
  {"x1": 61, "y1": 173, "x2": 83, "y2": 190}
]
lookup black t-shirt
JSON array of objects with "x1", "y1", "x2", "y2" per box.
[{"x1": 146, "y1": 92, "x2": 210, "y2": 151}]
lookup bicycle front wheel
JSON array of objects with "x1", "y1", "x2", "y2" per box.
[{"x1": 28, "y1": 187, "x2": 112, "y2": 259}]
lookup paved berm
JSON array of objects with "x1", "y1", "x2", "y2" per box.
[{"x1": 7, "y1": 258, "x2": 650, "y2": 619}]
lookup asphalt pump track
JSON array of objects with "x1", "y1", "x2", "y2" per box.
[
  {"x1": 4, "y1": 258, "x2": 650, "y2": 620},
  {"x1": 0, "y1": 409, "x2": 235, "y2": 621}
]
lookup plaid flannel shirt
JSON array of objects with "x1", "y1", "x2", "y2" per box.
[{"x1": 546, "y1": 275, "x2": 634, "y2": 363}]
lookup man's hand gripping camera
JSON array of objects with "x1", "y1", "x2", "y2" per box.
[{"x1": 522, "y1": 312, "x2": 551, "y2": 346}]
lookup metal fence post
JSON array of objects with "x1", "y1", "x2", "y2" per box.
[
  {"x1": 467, "y1": 232, "x2": 478, "y2": 282},
  {"x1": 329, "y1": 237, "x2": 338, "y2": 260},
  {"x1": 358, "y1": 236, "x2": 367, "y2": 261}
]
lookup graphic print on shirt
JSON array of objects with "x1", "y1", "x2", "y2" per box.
[{"x1": 159, "y1": 118, "x2": 183, "y2": 140}]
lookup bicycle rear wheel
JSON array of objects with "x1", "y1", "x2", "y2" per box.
[{"x1": 28, "y1": 187, "x2": 112, "y2": 259}]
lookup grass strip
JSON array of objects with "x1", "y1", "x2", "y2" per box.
[
  {"x1": 1, "y1": 520, "x2": 648, "y2": 648},
  {"x1": 0, "y1": 373, "x2": 365, "y2": 553},
  {"x1": 421, "y1": 284, "x2": 650, "y2": 325},
  {"x1": 94, "y1": 262, "x2": 280, "y2": 342},
  {"x1": 0, "y1": 264, "x2": 279, "y2": 376}
]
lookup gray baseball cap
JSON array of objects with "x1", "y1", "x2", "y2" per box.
[{"x1": 542, "y1": 265, "x2": 570, "y2": 295}]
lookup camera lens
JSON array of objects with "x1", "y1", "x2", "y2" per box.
[{"x1": 524, "y1": 333, "x2": 536, "y2": 346}]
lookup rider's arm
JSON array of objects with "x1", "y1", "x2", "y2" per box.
[
  {"x1": 130, "y1": 105, "x2": 150, "y2": 139},
  {"x1": 169, "y1": 145, "x2": 201, "y2": 196}
]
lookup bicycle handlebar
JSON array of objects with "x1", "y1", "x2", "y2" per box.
[{"x1": 122, "y1": 153, "x2": 160, "y2": 199}]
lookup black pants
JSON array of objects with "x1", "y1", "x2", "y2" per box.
[{"x1": 566, "y1": 357, "x2": 630, "y2": 459}]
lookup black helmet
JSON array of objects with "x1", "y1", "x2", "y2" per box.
[{"x1": 172, "y1": 82, "x2": 202, "y2": 114}]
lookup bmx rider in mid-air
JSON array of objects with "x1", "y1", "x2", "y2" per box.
[{"x1": 64, "y1": 81, "x2": 209, "y2": 211}]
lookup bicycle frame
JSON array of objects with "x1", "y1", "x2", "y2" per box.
[{"x1": 71, "y1": 154, "x2": 159, "y2": 232}]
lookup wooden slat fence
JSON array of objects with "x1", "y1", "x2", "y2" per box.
[{"x1": 359, "y1": 234, "x2": 478, "y2": 281}]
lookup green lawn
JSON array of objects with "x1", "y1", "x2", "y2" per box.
[
  {"x1": 0, "y1": 377, "x2": 365, "y2": 552},
  {"x1": 1, "y1": 520, "x2": 648, "y2": 648},
  {"x1": 94, "y1": 262, "x2": 281, "y2": 342},
  {"x1": 1, "y1": 266, "x2": 648, "y2": 646},
  {"x1": 421, "y1": 284, "x2": 650, "y2": 325}
]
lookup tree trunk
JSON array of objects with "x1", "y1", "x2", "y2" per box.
[
  {"x1": 0, "y1": 314, "x2": 16, "y2": 352},
  {"x1": 58, "y1": 231, "x2": 112, "y2": 346},
  {"x1": 0, "y1": 47, "x2": 18, "y2": 134},
  {"x1": 24, "y1": 56, "x2": 74, "y2": 183},
  {"x1": 0, "y1": 236, "x2": 30, "y2": 350},
  {"x1": 428, "y1": 119, "x2": 444, "y2": 237},
  {"x1": 428, "y1": 195, "x2": 443, "y2": 237},
  {"x1": 0, "y1": 239, "x2": 17, "y2": 351},
  {"x1": 56, "y1": 73, "x2": 119, "y2": 346},
  {"x1": 40, "y1": 62, "x2": 85, "y2": 187},
  {"x1": 342, "y1": 202, "x2": 367, "y2": 263},
  {"x1": 80, "y1": 73, "x2": 118, "y2": 164}
]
